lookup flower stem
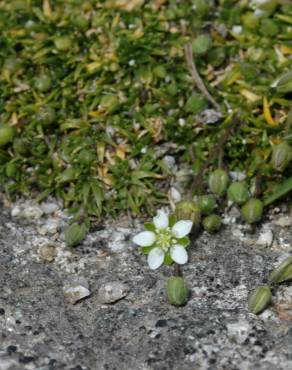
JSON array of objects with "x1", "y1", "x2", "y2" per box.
[{"x1": 173, "y1": 263, "x2": 182, "y2": 277}]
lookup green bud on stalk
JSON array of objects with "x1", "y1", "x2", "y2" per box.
[
  {"x1": 192, "y1": 35, "x2": 212, "y2": 55},
  {"x1": 0, "y1": 125, "x2": 15, "y2": 146},
  {"x1": 241, "y1": 12, "x2": 259, "y2": 30},
  {"x1": 34, "y1": 75, "x2": 52, "y2": 92},
  {"x1": 208, "y1": 169, "x2": 229, "y2": 196},
  {"x1": 241, "y1": 198, "x2": 263, "y2": 224},
  {"x1": 175, "y1": 201, "x2": 201, "y2": 226},
  {"x1": 202, "y1": 214, "x2": 221, "y2": 233},
  {"x1": 268, "y1": 257, "x2": 292, "y2": 284},
  {"x1": 271, "y1": 142, "x2": 292, "y2": 172},
  {"x1": 65, "y1": 223, "x2": 87, "y2": 248},
  {"x1": 193, "y1": 195, "x2": 217, "y2": 215},
  {"x1": 166, "y1": 277, "x2": 188, "y2": 306},
  {"x1": 54, "y1": 36, "x2": 72, "y2": 51},
  {"x1": 36, "y1": 106, "x2": 56, "y2": 126},
  {"x1": 248, "y1": 285, "x2": 272, "y2": 315},
  {"x1": 13, "y1": 138, "x2": 30, "y2": 156},
  {"x1": 3, "y1": 56, "x2": 22, "y2": 75},
  {"x1": 227, "y1": 182, "x2": 249, "y2": 204}
]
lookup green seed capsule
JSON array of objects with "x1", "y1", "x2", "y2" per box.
[
  {"x1": 166, "y1": 277, "x2": 188, "y2": 306},
  {"x1": 275, "y1": 264, "x2": 292, "y2": 284},
  {"x1": 202, "y1": 214, "x2": 221, "y2": 233},
  {"x1": 36, "y1": 106, "x2": 56, "y2": 126},
  {"x1": 6, "y1": 161, "x2": 19, "y2": 178},
  {"x1": 54, "y1": 36, "x2": 72, "y2": 51},
  {"x1": 208, "y1": 169, "x2": 229, "y2": 196},
  {"x1": 271, "y1": 142, "x2": 292, "y2": 172},
  {"x1": 227, "y1": 182, "x2": 249, "y2": 204},
  {"x1": 184, "y1": 93, "x2": 207, "y2": 114},
  {"x1": 269, "y1": 257, "x2": 292, "y2": 284},
  {"x1": 175, "y1": 201, "x2": 201, "y2": 225},
  {"x1": 192, "y1": 0, "x2": 210, "y2": 17},
  {"x1": 193, "y1": 195, "x2": 217, "y2": 215},
  {"x1": 99, "y1": 95, "x2": 119, "y2": 114},
  {"x1": 192, "y1": 35, "x2": 212, "y2": 55},
  {"x1": 13, "y1": 138, "x2": 30, "y2": 156},
  {"x1": 260, "y1": 19, "x2": 279, "y2": 37},
  {"x1": 3, "y1": 56, "x2": 22, "y2": 74},
  {"x1": 34, "y1": 75, "x2": 52, "y2": 92},
  {"x1": 73, "y1": 15, "x2": 89, "y2": 30},
  {"x1": 0, "y1": 125, "x2": 15, "y2": 146},
  {"x1": 65, "y1": 223, "x2": 87, "y2": 248},
  {"x1": 252, "y1": 0, "x2": 278, "y2": 16},
  {"x1": 248, "y1": 285, "x2": 272, "y2": 315},
  {"x1": 241, "y1": 198, "x2": 263, "y2": 224},
  {"x1": 241, "y1": 12, "x2": 259, "y2": 30}
]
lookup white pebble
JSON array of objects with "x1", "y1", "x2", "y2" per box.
[{"x1": 256, "y1": 230, "x2": 273, "y2": 247}]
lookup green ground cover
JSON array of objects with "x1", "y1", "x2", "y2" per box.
[{"x1": 0, "y1": 0, "x2": 292, "y2": 219}]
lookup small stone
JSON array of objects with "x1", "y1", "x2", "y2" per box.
[
  {"x1": 37, "y1": 219, "x2": 59, "y2": 235},
  {"x1": 23, "y1": 206, "x2": 43, "y2": 219},
  {"x1": 256, "y1": 230, "x2": 273, "y2": 247},
  {"x1": 197, "y1": 109, "x2": 222, "y2": 124},
  {"x1": 226, "y1": 319, "x2": 251, "y2": 344},
  {"x1": 109, "y1": 229, "x2": 128, "y2": 252},
  {"x1": 39, "y1": 245, "x2": 56, "y2": 262},
  {"x1": 97, "y1": 281, "x2": 129, "y2": 304},
  {"x1": 274, "y1": 216, "x2": 291, "y2": 227},
  {"x1": 63, "y1": 278, "x2": 90, "y2": 304},
  {"x1": 40, "y1": 202, "x2": 59, "y2": 214},
  {"x1": 229, "y1": 171, "x2": 246, "y2": 181},
  {"x1": 162, "y1": 155, "x2": 177, "y2": 172},
  {"x1": 11, "y1": 205, "x2": 21, "y2": 217}
]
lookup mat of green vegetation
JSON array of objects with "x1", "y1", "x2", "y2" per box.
[{"x1": 0, "y1": 0, "x2": 292, "y2": 218}]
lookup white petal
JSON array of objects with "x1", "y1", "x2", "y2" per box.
[
  {"x1": 170, "y1": 245, "x2": 188, "y2": 265},
  {"x1": 153, "y1": 209, "x2": 169, "y2": 230},
  {"x1": 147, "y1": 247, "x2": 165, "y2": 270},
  {"x1": 172, "y1": 220, "x2": 193, "y2": 238},
  {"x1": 133, "y1": 231, "x2": 156, "y2": 246}
]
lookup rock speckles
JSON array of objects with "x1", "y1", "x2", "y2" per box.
[{"x1": 2, "y1": 198, "x2": 292, "y2": 369}]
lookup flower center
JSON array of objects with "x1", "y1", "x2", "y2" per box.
[{"x1": 156, "y1": 228, "x2": 173, "y2": 251}]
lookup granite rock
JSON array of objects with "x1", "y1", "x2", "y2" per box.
[{"x1": 1, "y1": 201, "x2": 292, "y2": 369}]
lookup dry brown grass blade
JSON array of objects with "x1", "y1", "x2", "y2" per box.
[{"x1": 184, "y1": 43, "x2": 221, "y2": 112}]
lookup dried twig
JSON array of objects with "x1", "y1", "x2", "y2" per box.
[{"x1": 184, "y1": 43, "x2": 221, "y2": 112}]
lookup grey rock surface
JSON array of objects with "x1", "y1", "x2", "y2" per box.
[{"x1": 1, "y1": 200, "x2": 292, "y2": 370}]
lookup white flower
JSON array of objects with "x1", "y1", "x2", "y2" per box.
[{"x1": 133, "y1": 210, "x2": 193, "y2": 270}]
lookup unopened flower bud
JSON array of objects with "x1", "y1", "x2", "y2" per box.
[
  {"x1": 208, "y1": 169, "x2": 229, "y2": 196},
  {"x1": 241, "y1": 198, "x2": 263, "y2": 224},
  {"x1": 227, "y1": 182, "x2": 249, "y2": 204},
  {"x1": 271, "y1": 142, "x2": 292, "y2": 172},
  {"x1": 202, "y1": 214, "x2": 221, "y2": 233},
  {"x1": 248, "y1": 285, "x2": 272, "y2": 315},
  {"x1": 175, "y1": 201, "x2": 201, "y2": 226},
  {"x1": 166, "y1": 277, "x2": 188, "y2": 306}
]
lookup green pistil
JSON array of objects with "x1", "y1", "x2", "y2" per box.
[{"x1": 156, "y1": 228, "x2": 173, "y2": 251}]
